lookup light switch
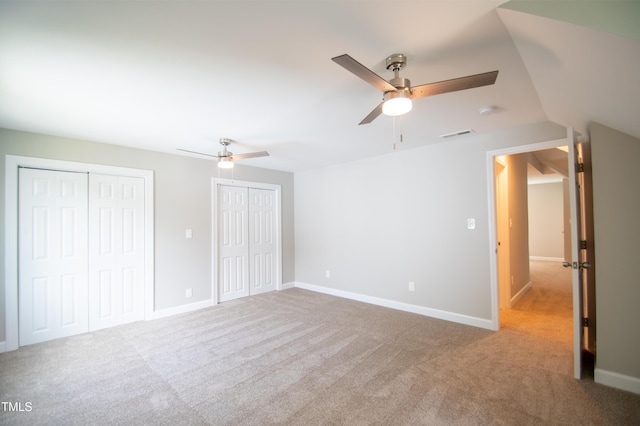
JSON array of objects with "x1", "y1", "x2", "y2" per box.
[{"x1": 185, "y1": 229, "x2": 193, "y2": 239}]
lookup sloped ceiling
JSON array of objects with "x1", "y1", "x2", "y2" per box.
[
  {"x1": 498, "y1": 1, "x2": 640, "y2": 143},
  {"x1": 0, "y1": 1, "x2": 638, "y2": 172}
]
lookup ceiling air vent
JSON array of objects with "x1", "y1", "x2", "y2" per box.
[{"x1": 440, "y1": 129, "x2": 475, "y2": 139}]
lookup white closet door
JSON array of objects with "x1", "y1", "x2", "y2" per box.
[
  {"x1": 218, "y1": 185, "x2": 250, "y2": 302},
  {"x1": 249, "y1": 188, "x2": 277, "y2": 295},
  {"x1": 19, "y1": 168, "x2": 89, "y2": 345},
  {"x1": 89, "y1": 174, "x2": 145, "y2": 331}
]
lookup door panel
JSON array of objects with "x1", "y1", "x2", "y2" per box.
[
  {"x1": 577, "y1": 142, "x2": 596, "y2": 355},
  {"x1": 19, "y1": 168, "x2": 89, "y2": 345},
  {"x1": 89, "y1": 174, "x2": 145, "y2": 331},
  {"x1": 249, "y1": 188, "x2": 277, "y2": 295},
  {"x1": 567, "y1": 128, "x2": 584, "y2": 379},
  {"x1": 218, "y1": 185, "x2": 250, "y2": 302}
]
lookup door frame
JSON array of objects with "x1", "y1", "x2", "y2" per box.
[
  {"x1": 487, "y1": 133, "x2": 585, "y2": 378},
  {"x1": 494, "y1": 157, "x2": 511, "y2": 309},
  {"x1": 211, "y1": 178, "x2": 282, "y2": 305},
  {"x1": 3, "y1": 155, "x2": 154, "y2": 352}
]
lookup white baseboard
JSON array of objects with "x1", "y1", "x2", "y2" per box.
[
  {"x1": 281, "y1": 281, "x2": 296, "y2": 290},
  {"x1": 529, "y1": 256, "x2": 564, "y2": 262},
  {"x1": 151, "y1": 299, "x2": 214, "y2": 320},
  {"x1": 595, "y1": 368, "x2": 640, "y2": 395},
  {"x1": 294, "y1": 282, "x2": 494, "y2": 330},
  {"x1": 511, "y1": 281, "x2": 532, "y2": 306}
]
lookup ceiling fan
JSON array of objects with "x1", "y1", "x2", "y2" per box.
[
  {"x1": 332, "y1": 53, "x2": 499, "y2": 125},
  {"x1": 178, "y1": 138, "x2": 269, "y2": 169}
]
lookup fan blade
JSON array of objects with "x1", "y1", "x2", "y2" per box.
[
  {"x1": 230, "y1": 151, "x2": 270, "y2": 160},
  {"x1": 332, "y1": 54, "x2": 396, "y2": 92},
  {"x1": 359, "y1": 102, "x2": 384, "y2": 125},
  {"x1": 177, "y1": 148, "x2": 219, "y2": 158},
  {"x1": 411, "y1": 70, "x2": 499, "y2": 99}
]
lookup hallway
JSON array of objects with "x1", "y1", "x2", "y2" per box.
[{"x1": 500, "y1": 260, "x2": 574, "y2": 376}]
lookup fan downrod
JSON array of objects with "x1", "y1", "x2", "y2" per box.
[
  {"x1": 219, "y1": 138, "x2": 232, "y2": 157},
  {"x1": 386, "y1": 53, "x2": 410, "y2": 90}
]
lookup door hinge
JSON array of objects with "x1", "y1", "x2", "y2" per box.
[
  {"x1": 580, "y1": 240, "x2": 587, "y2": 250},
  {"x1": 576, "y1": 163, "x2": 584, "y2": 173},
  {"x1": 583, "y1": 317, "x2": 589, "y2": 327}
]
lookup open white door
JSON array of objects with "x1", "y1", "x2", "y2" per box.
[{"x1": 566, "y1": 127, "x2": 590, "y2": 379}]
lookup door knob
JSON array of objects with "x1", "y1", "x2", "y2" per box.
[
  {"x1": 562, "y1": 262, "x2": 572, "y2": 268},
  {"x1": 580, "y1": 262, "x2": 591, "y2": 269}
]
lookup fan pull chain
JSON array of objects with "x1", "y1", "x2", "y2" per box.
[
  {"x1": 392, "y1": 117, "x2": 397, "y2": 151},
  {"x1": 392, "y1": 116, "x2": 405, "y2": 151}
]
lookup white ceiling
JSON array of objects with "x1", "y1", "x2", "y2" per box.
[{"x1": 1, "y1": 1, "x2": 638, "y2": 172}]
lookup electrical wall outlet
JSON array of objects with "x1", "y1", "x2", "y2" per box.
[
  {"x1": 325, "y1": 270, "x2": 331, "y2": 278},
  {"x1": 409, "y1": 281, "x2": 415, "y2": 292},
  {"x1": 186, "y1": 288, "x2": 192, "y2": 298}
]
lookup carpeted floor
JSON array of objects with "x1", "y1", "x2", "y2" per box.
[{"x1": 1, "y1": 261, "x2": 639, "y2": 425}]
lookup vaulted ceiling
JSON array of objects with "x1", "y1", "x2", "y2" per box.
[{"x1": 1, "y1": 1, "x2": 638, "y2": 172}]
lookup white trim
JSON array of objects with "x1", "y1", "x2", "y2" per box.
[
  {"x1": 294, "y1": 282, "x2": 494, "y2": 330},
  {"x1": 486, "y1": 137, "x2": 568, "y2": 331},
  {"x1": 595, "y1": 369, "x2": 640, "y2": 395},
  {"x1": 151, "y1": 299, "x2": 214, "y2": 320},
  {"x1": 211, "y1": 178, "x2": 283, "y2": 305},
  {"x1": 3, "y1": 155, "x2": 154, "y2": 352},
  {"x1": 529, "y1": 256, "x2": 564, "y2": 262},
  {"x1": 510, "y1": 281, "x2": 531, "y2": 306},
  {"x1": 281, "y1": 281, "x2": 296, "y2": 290}
]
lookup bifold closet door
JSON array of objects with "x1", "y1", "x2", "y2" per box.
[
  {"x1": 18, "y1": 168, "x2": 89, "y2": 345},
  {"x1": 218, "y1": 185, "x2": 250, "y2": 302},
  {"x1": 218, "y1": 185, "x2": 278, "y2": 302},
  {"x1": 18, "y1": 168, "x2": 146, "y2": 346},
  {"x1": 248, "y1": 188, "x2": 277, "y2": 295},
  {"x1": 89, "y1": 174, "x2": 145, "y2": 331}
]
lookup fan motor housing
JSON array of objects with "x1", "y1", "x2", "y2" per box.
[{"x1": 389, "y1": 77, "x2": 411, "y2": 90}]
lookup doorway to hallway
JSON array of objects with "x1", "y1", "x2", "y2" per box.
[
  {"x1": 487, "y1": 130, "x2": 595, "y2": 379},
  {"x1": 501, "y1": 260, "x2": 573, "y2": 376}
]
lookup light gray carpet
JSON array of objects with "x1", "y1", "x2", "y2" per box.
[{"x1": 1, "y1": 265, "x2": 639, "y2": 425}]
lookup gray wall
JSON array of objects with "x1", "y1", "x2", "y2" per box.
[
  {"x1": 294, "y1": 121, "x2": 566, "y2": 322},
  {"x1": 0, "y1": 128, "x2": 295, "y2": 342},
  {"x1": 590, "y1": 122, "x2": 640, "y2": 384},
  {"x1": 528, "y1": 182, "x2": 564, "y2": 259}
]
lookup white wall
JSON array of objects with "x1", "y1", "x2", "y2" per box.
[
  {"x1": 0, "y1": 128, "x2": 295, "y2": 343},
  {"x1": 294, "y1": 121, "x2": 566, "y2": 325},
  {"x1": 528, "y1": 181, "x2": 564, "y2": 260}
]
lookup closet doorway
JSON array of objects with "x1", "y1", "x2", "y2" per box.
[
  {"x1": 4, "y1": 156, "x2": 154, "y2": 352},
  {"x1": 212, "y1": 179, "x2": 282, "y2": 303}
]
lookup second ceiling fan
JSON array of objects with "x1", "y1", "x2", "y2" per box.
[
  {"x1": 178, "y1": 138, "x2": 269, "y2": 169},
  {"x1": 332, "y1": 53, "x2": 499, "y2": 125}
]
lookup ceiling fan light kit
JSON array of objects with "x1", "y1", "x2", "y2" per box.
[
  {"x1": 217, "y1": 157, "x2": 234, "y2": 169},
  {"x1": 332, "y1": 52, "x2": 499, "y2": 125},
  {"x1": 382, "y1": 90, "x2": 412, "y2": 116}
]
